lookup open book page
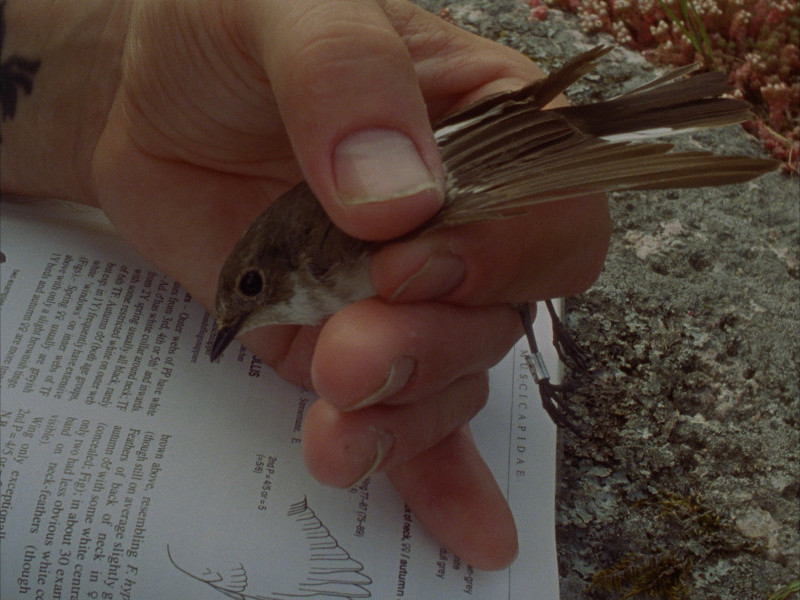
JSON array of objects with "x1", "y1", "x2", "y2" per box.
[{"x1": 1, "y1": 199, "x2": 559, "y2": 600}]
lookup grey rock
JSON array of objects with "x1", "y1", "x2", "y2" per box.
[{"x1": 413, "y1": 2, "x2": 799, "y2": 598}]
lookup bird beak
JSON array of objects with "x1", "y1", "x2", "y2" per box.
[{"x1": 210, "y1": 318, "x2": 244, "y2": 361}]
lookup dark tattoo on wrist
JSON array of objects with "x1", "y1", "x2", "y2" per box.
[{"x1": 1, "y1": 1, "x2": 42, "y2": 123}]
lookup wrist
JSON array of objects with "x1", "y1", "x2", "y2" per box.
[{"x1": 1, "y1": 0, "x2": 131, "y2": 205}]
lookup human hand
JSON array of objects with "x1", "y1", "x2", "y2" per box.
[{"x1": 84, "y1": 0, "x2": 610, "y2": 569}]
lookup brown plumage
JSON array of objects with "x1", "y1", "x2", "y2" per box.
[{"x1": 211, "y1": 46, "x2": 778, "y2": 363}]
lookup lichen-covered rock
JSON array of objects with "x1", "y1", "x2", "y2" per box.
[{"x1": 414, "y1": 2, "x2": 799, "y2": 597}]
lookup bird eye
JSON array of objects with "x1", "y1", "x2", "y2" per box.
[{"x1": 237, "y1": 269, "x2": 264, "y2": 297}]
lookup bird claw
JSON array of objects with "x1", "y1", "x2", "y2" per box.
[{"x1": 534, "y1": 376, "x2": 581, "y2": 434}]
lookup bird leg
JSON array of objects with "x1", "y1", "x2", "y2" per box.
[
  {"x1": 545, "y1": 299, "x2": 589, "y2": 372},
  {"x1": 515, "y1": 302, "x2": 582, "y2": 433}
]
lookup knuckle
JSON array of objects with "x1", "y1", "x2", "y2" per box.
[{"x1": 279, "y1": 8, "x2": 408, "y2": 93}]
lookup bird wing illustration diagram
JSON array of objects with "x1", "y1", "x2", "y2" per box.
[{"x1": 167, "y1": 497, "x2": 372, "y2": 599}]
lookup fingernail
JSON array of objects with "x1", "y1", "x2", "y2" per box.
[
  {"x1": 347, "y1": 427, "x2": 395, "y2": 487},
  {"x1": 390, "y1": 252, "x2": 466, "y2": 302},
  {"x1": 334, "y1": 129, "x2": 442, "y2": 205},
  {"x1": 347, "y1": 355, "x2": 416, "y2": 411}
]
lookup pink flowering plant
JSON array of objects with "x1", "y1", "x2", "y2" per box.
[{"x1": 530, "y1": 0, "x2": 799, "y2": 172}]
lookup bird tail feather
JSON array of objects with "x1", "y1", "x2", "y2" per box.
[{"x1": 429, "y1": 46, "x2": 778, "y2": 230}]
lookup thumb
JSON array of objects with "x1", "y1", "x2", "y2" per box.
[{"x1": 248, "y1": 0, "x2": 445, "y2": 240}]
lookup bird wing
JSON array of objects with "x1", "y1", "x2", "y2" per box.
[{"x1": 426, "y1": 46, "x2": 777, "y2": 230}]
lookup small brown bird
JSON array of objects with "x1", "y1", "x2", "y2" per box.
[{"x1": 210, "y1": 46, "x2": 777, "y2": 420}]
